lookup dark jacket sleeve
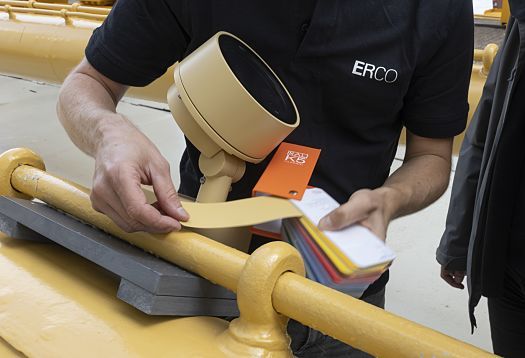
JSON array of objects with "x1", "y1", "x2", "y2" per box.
[{"x1": 436, "y1": 50, "x2": 503, "y2": 271}]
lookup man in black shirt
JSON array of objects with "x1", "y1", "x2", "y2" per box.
[{"x1": 58, "y1": 0, "x2": 473, "y2": 356}]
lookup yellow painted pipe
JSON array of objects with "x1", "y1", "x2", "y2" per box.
[
  {"x1": 10, "y1": 168, "x2": 248, "y2": 293},
  {"x1": 0, "y1": 7, "x2": 172, "y2": 103},
  {"x1": 0, "y1": 5, "x2": 107, "y2": 22},
  {"x1": 0, "y1": 148, "x2": 494, "y2": 358},
  {"x1": 0, "y1": 0, "x2": 110, "y2": 16},
  {"x1": 474, "y1": 43, "x2": 499, "y2": 75}
]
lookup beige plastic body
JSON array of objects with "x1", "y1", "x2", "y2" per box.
[
  {"x1": 171, "y1": 32, "x2": 299, "y2": 164},
  {"x1": 167, "y1": 32, "x2": 299, "y2": 204}
]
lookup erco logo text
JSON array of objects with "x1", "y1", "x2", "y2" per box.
[{"x1": 352, "y1": 60, "x2": 398, "y2": 83}]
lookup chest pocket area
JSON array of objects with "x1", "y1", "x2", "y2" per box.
[
  {"x1": 314, "y1": 56, "x2": 411, "y2": 134},
  {"x1": 298, "y1": 2, "x2": 414, "y2": 131}
]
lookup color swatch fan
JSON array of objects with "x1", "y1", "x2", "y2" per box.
[{"x1": 281, "y1": 188, "x2": 395, "y2": 297}]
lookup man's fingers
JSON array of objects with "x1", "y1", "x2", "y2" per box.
[
  {"x1": 448, "y1": 279, "x2": 464, "y2": 289},
  {"x1": 113, "y1": 166, "x2": 181, "y2": 232},
  {"x1": 360, "y1": 215, "x2": 387, "y2": 240},
  {"x1": 91, "y1": 191, "x2": 138, "y2": 232},
  {"x1": 441, "y1": 272, "x2": 463, "y2": 289},
  {"x1": 92, "y1": 180, "x2": 154, "y2": 232},
  {"x1": 150, "y1": 162, "x2": 189, "y2": 222},
  {"x1": 453, "y1": 271, "x2": 465, "y2": 284},
  {"x1": 440, "y1": 268, "x2": 465, "y2": 289},
  {"x1": 125, "y1": 203, "x2": 182, "y2": 233},
  {"x1": 318, "y1": 191, "x2": 374, "y2": 231}
]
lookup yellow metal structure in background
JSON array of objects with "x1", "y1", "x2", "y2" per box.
[
  {"x1": 476, "y1": 0, "x2": 510, "y2": 27},
  {"x1": 0, "y1": 147, "x2": 495, "y2": 357},
  {"x1": 0, "y1": 0, "x2": 170, "y2": 102},
  {"x1": 455, "y1": 43, "x2": 498, "y2": 153},
  {"x1": 0, "y1": 2, "x2": 500, "y2": 154}
]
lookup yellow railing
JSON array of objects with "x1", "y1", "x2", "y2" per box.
[
  {"x1": 0, "y1": 4, "x2": 106, "y2": 22},
  {"x1": 0, "y1": 148, "x2": 495, "y2": 357},
  {"x1": 474, "y1": 0, "x2": 510, "y2": 27},
  {"x1": 0, "y1": 0, "x2": 110, "y2": 15}
]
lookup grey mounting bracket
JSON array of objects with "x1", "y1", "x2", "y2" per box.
[{"x1": 0, "y1": 196, "x2": 239, "y2": 317}]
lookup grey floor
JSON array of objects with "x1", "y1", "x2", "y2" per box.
[
  {"x1": 475, "y1": 25, "x2": 506, "y2": 49},
  {"x1": 473, "y1": 0, "x2": 507, "y2": 49},
  {"x1": 0, "y1": 74, "x2": 492, "y2": 352}
]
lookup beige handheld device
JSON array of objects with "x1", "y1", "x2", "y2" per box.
[{"x1": 167, "y1": 32, "x2": 300, "y2": 203}]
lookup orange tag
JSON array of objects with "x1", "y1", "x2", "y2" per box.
[{"x1": 253, "y1": 142, "x2": 321, "y2": 200}]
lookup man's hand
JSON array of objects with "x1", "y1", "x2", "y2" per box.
[
  {"x1": 440, "y1": 266, "x2": 466, "y2": 289},
  {"x1": 91, "y1": 118, "x2": 188, "y2": 233},
  {"x1": 57, "y1": 58, "x2": 188, "y2": 233},
  {"x1": 318, "y1": 132, "x2": 453, "y2": 240},
  {"x1": 318, "y1": 188, "x2": 394, "y2": 240}
]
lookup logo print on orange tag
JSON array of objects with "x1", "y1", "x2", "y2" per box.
[
  {"x1": 253, "y1": 143, "x2": 321, "y2": 200},
  {"x1": 285, "y1": 151, "x2": 309, "y2": 165}
]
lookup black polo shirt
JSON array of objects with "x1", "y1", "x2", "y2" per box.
[{"x1": 85, "y1": 0, "x2": 473, "y2": 296}]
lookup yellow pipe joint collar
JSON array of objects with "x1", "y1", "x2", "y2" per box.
[
  {"x1": 219, "y1": 241, "x2": 305, "y2": 357},
  {"x1": 0, "y1": 148, "x2": 45, "y2": 200},
  {"x1": 482, "y1": 43, "x2": 499, "y2": 75}
]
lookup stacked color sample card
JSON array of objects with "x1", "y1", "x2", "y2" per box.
[{"x1": 281, "y1": 188, "x2": 396, "y2": 297}]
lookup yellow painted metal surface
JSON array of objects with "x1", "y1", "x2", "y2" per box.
[
  {"x1": 0, "y1": 148, "x2": 495, "y2": 357},
  {"x1": 0, "y1": 4, "x2": 171, "y2": 103},
  {"x1": 501, "y1": 0, "x2": 511, "y2": 26},
  {"x1": 0, "y1": 233, "x2": 229, "y2": 358},
  {"x1": 478, "y1": 0, "x2": 510, "y2": 26},
  {"x1": 0, "y1": 337, "x2": 24, "y2": 357},
  {"x1": 0, "y1": 1, "x2": 110, "y2": 18},
  {"x1": 219, "y1": 242, "x2": 305, "y2": 357}
]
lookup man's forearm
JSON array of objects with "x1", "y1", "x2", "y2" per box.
[
  {"x1": 57, "y1": 61, "x2": 129, "y2": 157},
  {"x1": 379, "y1": 152, "x2": 451, "y2": 223},
  {"x1": 318, "y1": 143, "x2": 452, "y2": 239}
]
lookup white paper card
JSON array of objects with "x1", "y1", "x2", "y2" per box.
[{"x1": 290, "y1": 188, "x2": 396, "y2": 268}]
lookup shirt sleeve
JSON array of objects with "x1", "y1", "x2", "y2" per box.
[
  {"x1": 85, "y1": 0, "x2": 189, "y2": 87},
  {"x1": 401, "y1": 0, "x2": 474, "y2": 138}
]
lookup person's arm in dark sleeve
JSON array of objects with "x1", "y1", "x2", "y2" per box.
[
  {"x1": 58, "y1": 0, "x2": 190, "y2": 233},
  {"x1": 320, "y1": 1, "x2": 473, "y2": 239},
  {"x1": 437, "y1": 48, "x2": 503, "y2": 288}
]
